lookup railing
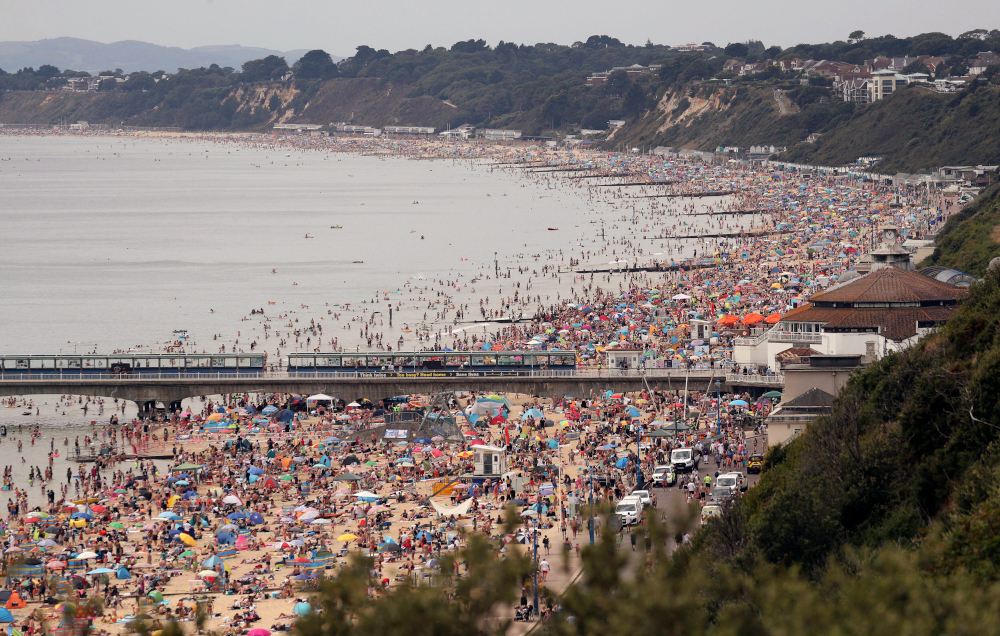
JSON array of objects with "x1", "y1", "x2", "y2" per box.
[
  {"x1": 726, "y1": 373, "x2": 785, "y2": 386},
  {"x1": 733, "y1": 330, "x2": 771, "y2": 347},
  {"x1": 767, "y1": 331, "x2": 823, "y2": 344},
  {"x1": 0, "y1": 367, "x2": 741, "y2": 383},
  {"x1": 0, "y1": 368, "x2": 729, "y2": 382}
]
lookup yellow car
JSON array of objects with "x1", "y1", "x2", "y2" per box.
[{"x1": 747, "y1": 454, "x2": 764, "y2": 474}]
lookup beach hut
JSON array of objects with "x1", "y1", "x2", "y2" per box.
[{"x1": 472, "y1": 445, "x2": 508, "y2": 479}]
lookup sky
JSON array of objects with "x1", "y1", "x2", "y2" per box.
[{"x1": 1, "y1": 0, "x2": 998, "y2": 56}]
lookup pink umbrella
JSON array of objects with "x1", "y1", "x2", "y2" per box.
[
  {"x1": 248, "y1": 630, "x2": 271, "y2": 636},
  {"x1": 468, "y1": 440, "x2": 485, "y2": 446}
]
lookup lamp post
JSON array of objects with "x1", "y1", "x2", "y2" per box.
[
  {"x1": 716, "y1": 380, "x2": 722, "y2": 431},
  {"x1": 532, "y1": 519, "x2": 539, "y2": 617},
  {"x1": 586, "y1": 458, "x2": 595, "y2": 545},
  {"x1": 636, "y1": 423, "x2": 643, "y2": 488}
]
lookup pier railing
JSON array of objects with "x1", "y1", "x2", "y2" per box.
[{"x1": 0, "y1": 368, "x2": 733, "y2": 381}]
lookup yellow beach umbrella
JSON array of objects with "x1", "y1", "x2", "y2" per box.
[
  {"x1": 337, "y1": 533, "x2": 358, "y2": 542},
  {"x1": 179, "y1": 533, "x2": 197, "y2": 547}
]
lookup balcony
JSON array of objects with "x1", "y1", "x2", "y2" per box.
[
  {"x1": 767, "y1": 330, "x2": 822, "y2": 344},
  {"x1": 734, "y1": 329, "x2": 771, "y2": 347},
  {"x1": 726, "y1": 373, "x2": 784, "y2": 386}
]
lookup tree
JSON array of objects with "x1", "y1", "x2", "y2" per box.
[
  {"x1": 540, "y1": 90, "x2": 570, "y2": 128},
  {"x1": 724, "y1": 42, "x2": 749, "y2": 58},
  {"x1": 36, "y1": 64, "x2": 60, "y2": 78},
  {"x1": 240, "y1": 55, "x2": 288, "y2": 82},
  {"x1": 450, "y1": 39, "x2": 488, "y2": 53},
  {"x1": 122, "y1": 72, "x2": 155, "y2": 92},
  {"x1": 603, "y1": 70, "x2": 631, "y2": 97},
  {"x1": 584, "y1": 35, "x2": 622, "y2": 49},
  {"x1": 293, "y1": 50, "x2": 338, "y2": 80},
  {"x1": 97, "y1": 78, "x2": 117, "y2": 91},
  {"x1": 902, "y1": 60, "x2": 929, "y2": 75},
  {"x1": 765, "y1": 45, "x2": 783, "y2": 59},
  {"x1": 849, "y1": 30, "x2": 866, "y2": 43},
  {"x1": 949, "y1": 60, "x2": 970, "y2": 77},
  {"x1": 622, "y1": 84, "x2": 647, "y2": 118}
]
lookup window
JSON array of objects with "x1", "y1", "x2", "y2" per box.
[
  {"x1": 318, "y1": 356, "x2": 341, "y2": 368},
  {"x1": 342, "y1": 356, "x2": 365, "y2": 368}
]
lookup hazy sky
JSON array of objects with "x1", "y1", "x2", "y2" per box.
[{"x1": 2, "y1": 0, "x2": 998, "y2": 55}]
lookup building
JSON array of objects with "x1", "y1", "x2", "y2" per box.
[
  {"x1": 586, "y1": 63, "x2": 661, "y2": 87},
  {"x1": 868, "y1": 69, "x2": 910, "y2": 101},
  {"x1": 734, "y1": 229, "x2": 965, "y2": 368},
  {"x1": 672, "y1": 43, "x2": 710, "y2": 52},
  {"x1": 383, "y1": 126, "x2": 435, "y2": 135},
  {"x1": 334, "y1": 124, "x2": 381, "y2": 137},
  {"x1": 766, "y1": 354, "x2": 866, "y2": 445},
  {"x1": 274, "y1": 123, "x2": 323, "y2": 134},
  {"x1": 439, "y1": 124, "x2": 475, "y2": 139},
  {"x1": 840, "y1": 76, "x2": 872, "y2": 103},
  {"x1": 476, "y1": 129, "x2": 521, "y2": 140}
]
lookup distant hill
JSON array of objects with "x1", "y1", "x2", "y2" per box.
[{"x1": 0, "y1": 38, "x2": 335, "y2": 74}]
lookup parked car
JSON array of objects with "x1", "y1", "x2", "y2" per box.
[
  {"x1": 710, "y1": 486, "x2": 735, "y2": 504},
  {"x1": 651, "y1": 464, "x2": 676, "y2": 487},
  {"x1": 614, "y1": 497, "x2": 642, "y2": 526},
  {"x1": 717, "y1": 472, "x2": 748, "y2": 493},
  {"x1": 631, "y1": 489, "x2": 652, "y2": 507}
]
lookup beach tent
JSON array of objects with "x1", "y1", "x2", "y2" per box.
[
  {"x1": 5, "y1": 592, "x2": 27, "y2": 610},
  {"x1": 0, "y1": 609, "x2": 14, "y2": 623}
]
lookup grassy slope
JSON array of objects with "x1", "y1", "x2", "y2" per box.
[
  {"x1": 920, "y1": 183, "x2": 1000, "y2": 276},
  {"x1": 701, "y1": 265, "x2": 1000, "y2": 578},
  {"x1": 782, "y1": 83, "x2": 1000, "y2": 172}
]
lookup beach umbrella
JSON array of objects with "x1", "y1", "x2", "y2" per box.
[
  {"x1": 76, "y1": 551, "x2": 98, "y2": 560},
  {"x1": 201, "y1": 555, "x2": 224, "y2": 568},
  {"x1": 87, "y1": 567, "x2": 116, "y2": 575},
  {"x1": 157, "y1": 512, "x2": 181, "y2": 521},
  {"x1": 762, "y1": 390, "x2": 783, "y2": 399},
  {"x1": 178, "y1": 534, "x2": 197, "y2": 547},
  {"x1": 337, "y1": 534, "x2": 357, "y2": 542},
  {"x1": 45, "y1": 561, "x2": 67, "y2": 570},
  {"x1": 729, "y1": 400, "x2": 749, "y2": 407},
  {"x1": 198, "y1": 570, "x2": 219, "y2": 579},
  {"x1": 248, "y1": 630, "x2": 271, "y2": 636},
  {"x1": 116, "y1": 567, "x2": 131, "y2": 579},
  {"x1": 294, "y1": 602, "x2": 312, "y2": 616}
]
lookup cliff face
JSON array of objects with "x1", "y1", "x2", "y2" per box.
[{"x1": 0, "y1": 78, "x2": 459, "y2": 131}]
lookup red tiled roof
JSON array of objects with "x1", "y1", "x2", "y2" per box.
[
  {"x1": 779, "y1": 304, "x2": 956, "y2": 340},
  {"x1": 807, "y1": 268, "x2": 965, "y2": 305}
]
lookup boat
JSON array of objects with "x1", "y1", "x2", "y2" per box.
[
  {"x1": 331, "y1": 225, "x2": 343, "y2": 229},
  {"x1": 547, "y1": 227, "x2": 559, "y2": 230},
  {"x1": 352, "y1": 261, "x2": 364, "y2": 264}
]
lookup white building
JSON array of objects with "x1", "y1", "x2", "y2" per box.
[{"x1": 734, "y1": 229, "x2": 964, "y2": 369}]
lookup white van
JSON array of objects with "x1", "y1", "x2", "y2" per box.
[
  {"x1": 671, "y1": 447, "x2": 700, "y2": 472},
  {"x1": 615, "y1": 496, "x2": 641, "y2": 526}
]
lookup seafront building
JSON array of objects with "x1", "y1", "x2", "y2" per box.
[{"x1": 735, "y1": 228, "x2": 966, "y2": 368}]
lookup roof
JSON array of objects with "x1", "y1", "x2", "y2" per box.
[
  {"x1": 783, "y1": 387, "x2": 835, "y2": 408},
  {"x1": 805, "y1": 267, "x2": 965, "y2": 305},
  {"x1": 779, "y1": 304, "x2": 956, "y2": 340}
]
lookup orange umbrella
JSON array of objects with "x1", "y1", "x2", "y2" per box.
[
  {"x1": 742, "y1": 313, "x2": 765, "y2": 324},
  {"x1": 716, "y1": 315, "x2": 739, "y2": 326},
  {"x1": 765, "y1": 313, "x2": 782, "y2": 324}
]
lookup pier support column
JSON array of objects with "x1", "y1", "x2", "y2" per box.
[
  {"x1": 139, "y1": 400, "x2": 157, "y2": 418},
  {"x1": 168, "y1": 400, "x2": 183, "y2": 415}
]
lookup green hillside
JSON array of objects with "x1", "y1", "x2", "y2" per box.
[
  {"x1": 920, "y1": 182, "x2": 1000, "y2": 276},
  {"x1": 698, "y1": 264, "x2": 1000, "y2": 576},
  {"x1": 781, "y1": 81, "x2": 1000, "y2": 172}
]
